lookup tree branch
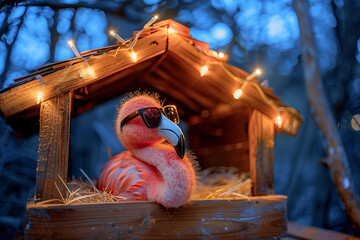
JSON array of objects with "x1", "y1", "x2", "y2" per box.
[
  {"x1": 293, "y1": 0, "x2": 360, "y2": 234},
  {"x1": 0, "y1": 7, "x2": 27, "y2": 87}
]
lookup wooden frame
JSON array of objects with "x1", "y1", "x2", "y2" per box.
[
  {"x1": 26, "y1": 196, "x2": 287, "y2": 239},
  {"x1": 0, "y1": 19, "x2": 303, "y2": 239},
  {"x1": 249, "y1": 110, "x2": 274, "y2": 196},
  {"x1": 36, "y1": 92, "x2": 72, "y2": 200}
]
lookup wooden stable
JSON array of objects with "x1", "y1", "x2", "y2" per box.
[{"x1": 0, "y1": 20, "x2": 302, "y2": 239}]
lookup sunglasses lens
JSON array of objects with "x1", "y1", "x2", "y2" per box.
[
  {"x1": 163, "y1": 106, "x2": 179, "y2": 124},
  {"x1": 142, "y1": 108, "x2": 161, "y2": 127}
]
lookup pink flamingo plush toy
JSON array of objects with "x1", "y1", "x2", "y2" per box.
[{"x1": 97, "y1": 93, "x2": 196, "y2": 208}]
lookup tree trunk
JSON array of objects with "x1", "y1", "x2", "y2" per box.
[{"x1": 293, "y1": 0, "x2": 360, "y2": 234}]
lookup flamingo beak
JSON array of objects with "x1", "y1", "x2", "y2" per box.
[{"x1": 159, "y1": 115, "x2": 186, "y2": 159}]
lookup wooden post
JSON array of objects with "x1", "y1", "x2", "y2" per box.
[
  {"x1": 249, "y1": 110, "x2": 274, "y2": 196},
  {"x1": 36, "y1": 92, "x2": 72, "y2": 201}
]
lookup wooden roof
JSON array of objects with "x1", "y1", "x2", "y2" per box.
[{"x1": 0, "y1": 19, "x2": 302, "y2": 136}]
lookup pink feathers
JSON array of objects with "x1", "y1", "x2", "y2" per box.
[
  {"x1": 98, "y1": 151, "x2": 153, "y2": 200},
  {"x1": 97, "y1": 94, "x2": 196, "y2": 208}
]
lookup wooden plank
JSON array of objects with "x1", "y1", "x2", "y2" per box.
[
  {"x1": 249, "y1": 110, "x2": 274, "y2": 196},
  {"x1": 194, "y1": 143, "x2": 250, "y2": 171},
  {"x1": 26, "y1": 195, "x2": 287, "y2": 239},
  {"x1": 166, "y1": 31, "x2": 302, "y2": 136},
  {"x1": 0, "y1": 30, "x2": 167, "y2": 119},
  {"x1": 0, "y1": 19, "x2": 301, "y2": 137},
  {"x1": 36, "y1": 92, "x2": 72, "y2": 201},
  {"x1": 288, "y1": 221, "x2": 356, "y2": 240}
]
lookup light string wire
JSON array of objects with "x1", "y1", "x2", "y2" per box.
[
  {"x1": 190, "y1": 40, "x2": 302, "y2": 128},
  {"x1": 64, "y1": 16, "x2": 296, "y2": 126}
]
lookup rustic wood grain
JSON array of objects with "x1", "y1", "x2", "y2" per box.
[
  {"x1": 166, "y1": 30, "x2": 302, "y2": 136},
  {"x1": 0, "y1": 30, "x2": 167, "y2": 119},
  {"x1": 249, "y1": 110, "x2": 274, "y2": 196},
  {"x1": 0, "y1": 20, "x2": 302, "y2": 137},
  {"x1": 36, "y1": 92, "x2": 72, "y2": 201},
  {"x1": 187, "y1": 108, "x2": 251, "y2": 171},
  {"x1": 26, "y1": 195, "x2": 287, "y2": 239}
]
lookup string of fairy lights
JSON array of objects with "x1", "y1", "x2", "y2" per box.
[{"x1": 36, "y1": 15, "x2": 285, "y2": 128}]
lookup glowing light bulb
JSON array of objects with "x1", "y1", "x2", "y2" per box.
[
  {"x1": 218, "y1": 52, "x2": 225, "y2": 58},
  {"x1": 233, "y1": 89, "x2": 243, "y2": 99},
  {"x1": 144, "y1": 15, "x2": 159, "y2": 29},
  {"x1": 168, "y1": 28, "x2": 176, "y2": 34},
  {"x1": 67, "y1": 40, "x2": 74, "y2": 47},
  {"x1": 37, "y1": 91, "x2": 43, "y2": 104},
  {"x1": 276, "y1": 115, "x2": 282, "y2": 126},
  {"x1": 109, "y1": 30, "x2": 125, "y2": 43},
  {"x1": 67, "y1": 40, "x2": 81, "y2": 58},
  {"x1": 131, "y1": 51, "x2": 137, "y2": 62},
  {"x1": 246, "y1": 68, "x2": 263, "y2": 81},
  {"x1": 201, "y1": 65, "x2": 208, "y2": 77},
  {"x1": 212, "y1": 51, "x2": 218, "y2": 57}
]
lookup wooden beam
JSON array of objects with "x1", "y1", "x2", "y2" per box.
[
  {"x1": 167, "y1": 32, "x2": 302, "y2": 136},
  {"x1": 26, "y1": 195, "x2": 287, "y2": 239},
  {"x1": 0, "y1": 30, "x2": 167, "y2": 119},
  {"x1": 249, "y1": 110, "x2": 274, "y2": 196},
  {"x1": 36, "y1": 92, "x2": 72, "y2": 201}
]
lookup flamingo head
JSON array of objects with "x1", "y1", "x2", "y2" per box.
[{"x1": 115, "y1": 94, "x2": 185, "y2": 158}]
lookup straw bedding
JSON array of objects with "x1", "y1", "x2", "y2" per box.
[{"x1": 36, "y1": 167, "x2": 251, "y2": 205}]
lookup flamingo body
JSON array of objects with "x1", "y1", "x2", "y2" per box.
[
  {"x1": 98, "y1": 151, "x2": 154, "y2": 200},
  {"x1": 97, "y1": 94, "x2": 196, "y2": 208}
]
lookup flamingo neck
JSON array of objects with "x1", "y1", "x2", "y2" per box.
[{"x1": 132, "y1": 143, "x2": 195, "y2": 208}]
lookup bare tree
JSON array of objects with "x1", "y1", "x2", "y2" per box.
[
  {"x1": 293, "y1": 0, "x2": 360, "y2": 234},
  {"x1": 0, "y1": 7, "x2": 27, "y2": 87}
]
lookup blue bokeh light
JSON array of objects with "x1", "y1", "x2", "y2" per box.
[
  {"x1": 57, "y1": 9, "x2": 74, "y2": 34},
  {"x1": 191, "y1": 22, "x2": 232, "y2": 49},
  {"x1": 144, "y1": 0, "x2": 161, "y2": 4}
]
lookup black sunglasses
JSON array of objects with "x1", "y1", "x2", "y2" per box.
[{"x1": 120, "y1": 105, "x2": 179, "y2": 130}]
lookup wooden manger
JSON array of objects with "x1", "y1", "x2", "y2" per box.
[{"x1": 0, "y1": 19, "x2": 302, "y2": 239}]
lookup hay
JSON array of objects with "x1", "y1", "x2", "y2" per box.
[
  {"x1": 36, "y1": 169, "x2": 126, "y2": 205},
  {"x1": 191, "y1": 167, "x2": 251, "y2": 200},
  {"x1": 36, "y1": 167, "x2": 251, "y2": 205}
]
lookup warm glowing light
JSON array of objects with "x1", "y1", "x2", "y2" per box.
[
  {"x1": 67, "y1": 40, "x2": 81, "y2": 57},
  {"x1": 219, "y1": 52, "x2": 225, "y2": 58},
  {"x1": 168, "y1": 28, "x2": 176, "y2": 34},
  {"x1": 246, "y1": 68, "x2": 263, "y2": 80},
  {"x1": 201, "y1": 65, "x2": 208, "y2": 77},
  {"x1": 233, "y1": 89, "x2": 243, "y2": 99},
  {"x1": 212, "y1": 51, "x2": 218, "y2": 57},
  {"x1": 276, "y1": 115, "x2": 282, "y2": 126},
  {"x1": 37, "y1": 91, "x2": 43, "y2": 104},
  {"x1": 144, "y1": 15, "x2": 159, "y2": 29},
  {"x1": 87, "y1": 67, "x2": 95, "y2": 78},
  {"x1": 67, "y1": 40, "x2": 74, "y2": 47},
  {"x1": 131, "y1": 51, "x2": 137, "y2": 62},
  {"x1": 109, "y1": 30, "x2": 125, "y2": 43}
]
